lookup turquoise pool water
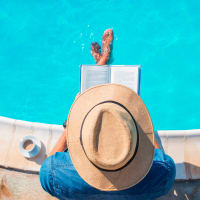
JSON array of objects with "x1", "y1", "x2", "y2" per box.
[{"x1": 0, "y1": 0, "x2": 200, "y2": 130}]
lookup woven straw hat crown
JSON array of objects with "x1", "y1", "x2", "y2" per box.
[{"x1": 81, "y1": 102, "x2": 138, "y2": 171}]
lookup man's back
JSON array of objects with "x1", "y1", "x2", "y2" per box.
[{"x1": 40, "y1": 148, "x2": 176, "y2": 200}]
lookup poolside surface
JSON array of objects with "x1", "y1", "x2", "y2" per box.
[{"x1": 0, "y1": 0, "x2": 200, "y2": 130}]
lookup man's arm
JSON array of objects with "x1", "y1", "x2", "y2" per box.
[
  {"x1": 47, "y1": 129, "x2": 67, "y2": 157},
  {"x1": 154, "y1": 139, "x2": 161, "y2": 149}
]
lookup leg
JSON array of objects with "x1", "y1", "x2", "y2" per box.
[
  {"x1": 97, "y1": 29, "x2": 113, "y2": 65},
  {"x1": 91, "y1": 42, "x2": 101, "y2": 63}
]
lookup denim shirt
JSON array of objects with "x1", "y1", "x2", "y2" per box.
[{"x1": 40, "y1": 149, "x2": 176, "y2": 200}]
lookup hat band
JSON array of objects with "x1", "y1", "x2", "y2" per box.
[{"x1": 80, "y1": 100, "x2": 139, "y2": 172}]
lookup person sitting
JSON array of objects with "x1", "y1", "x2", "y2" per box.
[{"x1": 40, "y1": 29, "x2": 176, "y2": 200}]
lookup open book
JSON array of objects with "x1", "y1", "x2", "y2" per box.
[{"x1": 80, "y1": 65, "x2": 141, "y2": 95}]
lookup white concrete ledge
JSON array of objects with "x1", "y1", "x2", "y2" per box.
[
  {"x1": 0, "y1": 116, "x2": 200, "y2": 181},
  {"x1": 157, "y1": 129, "x2": 200, "y2": 180},
  {"x1": 0, "y1": 116, "x2": 63, "y2": 172},
  {"x1": 158, "y1": 129, "x2": 200, "y2": 137}
]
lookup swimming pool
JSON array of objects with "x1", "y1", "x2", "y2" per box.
[{"x1": 0, "y1": 0, "x2": 200, "y2": 130}]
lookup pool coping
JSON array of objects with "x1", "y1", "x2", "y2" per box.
[{"x1": 0, "y1": 116, "x2": 200, "y2": 180}]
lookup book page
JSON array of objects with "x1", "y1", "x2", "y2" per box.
[
  {"x1": 110, "y1": 66, "x2": 140, "y2": 94},
  {"x1": 81, "y1": 65, "x2": 109, "y2": 93}
]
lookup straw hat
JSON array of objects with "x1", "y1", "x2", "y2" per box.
[{"x1": 67, "y1": 84, "x2": 154, "y2": 191}]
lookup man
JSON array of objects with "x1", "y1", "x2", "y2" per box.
[{"x1": 40, "y1": 29, "x2": 176, "y2": 200}]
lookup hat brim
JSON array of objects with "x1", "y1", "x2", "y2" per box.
[{"x1": 67, "y1": 84, "x2": 154, "y2": 191}]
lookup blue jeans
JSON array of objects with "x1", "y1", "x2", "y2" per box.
[{"x1": 40, "y1": 149, "x2": 176, "y2": 200}]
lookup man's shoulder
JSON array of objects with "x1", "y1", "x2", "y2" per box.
[
  {"x1": 151, "y1": 148, "x2": 176, "y2": 182},
  {"x1": 146, "y1": 148, "x2": 176, "y2": 193},
  {"x1": 153, "y1": 148, "x2": 176, "y2": 168},
  {"x1": 125, "y1": 148, "x2": 176, "y2": 197}
]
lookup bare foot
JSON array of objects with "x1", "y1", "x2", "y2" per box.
[
  {"x1": 91, "y1": 42, "x2": 101, "y2": 63},
  {"x1": 102, "y1": 29, "x2": 113, "y2": 59}
]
